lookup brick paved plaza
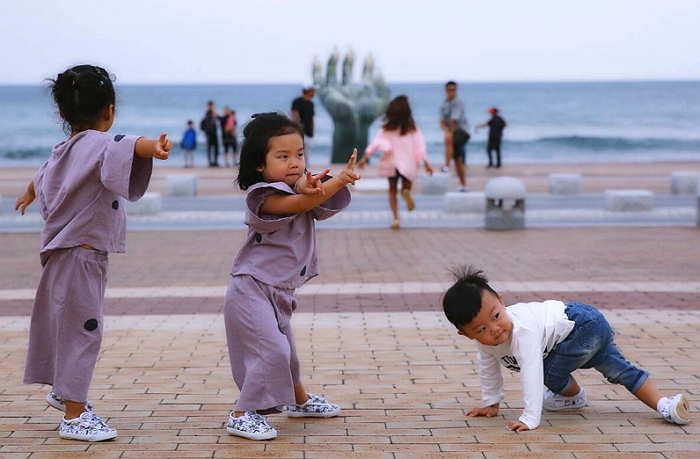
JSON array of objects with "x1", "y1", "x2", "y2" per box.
[{"x1": 0, "y1": 163, "x2": 699, "y2": 458}]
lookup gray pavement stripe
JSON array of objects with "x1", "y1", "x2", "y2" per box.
[
  {"x1": 1, "y1": 208, "x2": 695, "y2": 225},
  {"x1": 3, "y1": 281, "x2": 700, "y2": 300},
  {"x1": 1, "y1": 309, "x2": 698, "y2": 331}
]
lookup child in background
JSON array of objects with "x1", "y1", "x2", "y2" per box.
[
  {"x1": 15, "y1": 64, "x2": 172, "y2": 442},
  {"x1": 357, "y1": 95, "x2": 433, "y2": 230},
  {"x1": 223, "y1": 112, "x2": 359, "y2": 440},
  {"x1": 442, "y1": 266, "x2": 691, "y2": 431},
  {"x1": 220, "y1": 107, "x2": 238, "y2": 166},
  {"x1": 181, "y1": 120, "x2": 197, "y2": 167}
]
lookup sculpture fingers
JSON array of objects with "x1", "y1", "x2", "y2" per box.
[
  {"x1": 326, "y1": 49, "x2": 339, "y2": 86},
  {"x1": 362, "y1": 54, "x2": 375, "y2": 85},
  {"x1": 312, "y1": 56, "x2": 323, "y2": 87},
  {"x1": 342, "y1": 49, "x2": 355, "y2": 86}
]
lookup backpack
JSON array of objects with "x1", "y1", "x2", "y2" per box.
[{"x1": 200, "y1": 116, "x2": 216, "y2": 134}]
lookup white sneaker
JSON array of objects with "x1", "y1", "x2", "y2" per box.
[
  {"x1": 658, "y1": 394, "x2": 691, "y2": 425},
  {"x1": 59, "y1": 411, "x2": 117, "y2": 442},
  {"x1": 440, "y1": 166, "x2": 450, "y2": 173},
  {"x1": 285, "y1": 393, "x2": 341, "y2": 418},
  {"x1": 543, "y1": 387, "x2": 587, "y2": 411},
  {"x1": 227, "y1": 411, "x2": 277, "y2": 440},
  {"x1": 46, "y1": 391, "x2": 93, "y2": 412}
]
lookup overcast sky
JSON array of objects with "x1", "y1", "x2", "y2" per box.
[{"x1": 2, "y1": 0, "x2": 699, "y2": 85}]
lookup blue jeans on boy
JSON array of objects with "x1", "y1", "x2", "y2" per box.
[{"x1": 543, "y1": 302, "x2": 648, "y2": 395}]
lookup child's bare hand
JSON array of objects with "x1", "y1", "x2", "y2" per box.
[
  {"x1": 153, "y1": 132, "x2": 172, "y2": 160},
  {"x1": 507, "y1": 420, "x2": 530, "y2": 432},
  {"x1": 296, "y1": 169, "x2": 330, "y2": 195},
  {"x1": 466, "y1": 405, "x2": 499, "y2": 418},
  {"x1": 15, "y1": 182, "x2": 36, "y2": 215},
  {"x1": 338, "y1": 148, "x2": 361, "y2": 185}
]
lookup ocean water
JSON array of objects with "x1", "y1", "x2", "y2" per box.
[{"x1": 1, "y1": 81, "x2": 699, "y2": 168}]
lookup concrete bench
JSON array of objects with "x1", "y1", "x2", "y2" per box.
[
  {"x1": 604, "y1": 189, "x2": 652, "y2": 211},
  {"x1": 166, "y1": 174, "x2": 198, "y2": 197},
  {"x1": 444, "y1": 191, "x2": 485, "y2": 213},
  {"x1": 670, "y1": 172, "x2": 700, "y2": 194},
  {"x1": 420, "y1": 172, "x2": 450, "y2": 195},
  {"x1": 549, "y1": 173, "x2": 582, "y2": 195},
  {"x1": 484, "y1": 176, "x2": 526, "y2": 230},
  {"x1": 125, "y1": 192, "x2": 161, "y2": 216}
]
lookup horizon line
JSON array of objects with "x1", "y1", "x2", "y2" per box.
[{"x1": 1, "y1": 78, "x2": 700, "y2": 87}]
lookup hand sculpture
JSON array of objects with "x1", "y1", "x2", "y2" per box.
[{"x1": 313, "y1": 50, "x2": 390, "y2": 163}]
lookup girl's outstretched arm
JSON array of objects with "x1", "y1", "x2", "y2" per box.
[
  {"x1": 15, "y1": 181, "x2": 35, "y2": 215},
  {"x1": 135, "y1": 133, "x2": 172, "y2": 160},
  {"x1": 261, "y1": 149, "x2": 360, "y2": 216}
]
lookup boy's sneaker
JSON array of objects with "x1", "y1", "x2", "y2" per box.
[
  {"x1": 285, "y1": 393, "x2": 341, "y2": 418},
  {"x1": 59, "y1": 411, "x2": 117, "y2": 442},
  {"x1": 401, "y1": 189, "x2": 416, "y2": 211},
  {"x1": 658, "y1": 394, "x2": 691, "y2": 425},
  {"x1": 227, "y1": 411, "x2": 277, "y2": 440},
  {"x1": 46, "y1": 391, "x2": 93, "y2": 412},
  {"x1": 543, "y1": 387, "x2": 587, "y2": 411}
]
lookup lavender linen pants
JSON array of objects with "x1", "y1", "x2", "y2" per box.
[
  {"x1": 224, "y1": 275, "x2": 302, "y2": 413},
  {"x1": 23, "y1": 247, "x2": 108, "y2": 403}
]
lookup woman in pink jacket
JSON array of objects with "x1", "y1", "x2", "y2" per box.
[{"x1": 358, "y1": 95, "x2": 433, "y2": 229}]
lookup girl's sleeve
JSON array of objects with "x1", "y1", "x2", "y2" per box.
[
  {"x1": 245, "y1": 182, "x2": 297, "y2": 233},
  {"x1": 413, "y1": 128, "x2": 428, "y2": 162},
  {"x1": 364, "y1": 130, "x2": 391, "y2": 157},
  {"x1": 310, "y1": 174, "x2": 351, "y2": 221},
  {"x1": 100, "y1": 134, "x2": 153, "y2": 201},
  {"x1": 477, "y1": 346, "x2": 505, "y2": 406}
]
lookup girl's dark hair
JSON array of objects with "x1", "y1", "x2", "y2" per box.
[
  {"x1": 442, "y1": 265, "x2": 499, "y2": 330},
  {"x1": 236, "y1": 112, "x2": 305, "y2": 190},
  {"x1": 49, "y1": 64, "x2": 116, "y2": 134},
  {"x1": 382, "y1": 95, "x2": 416, "y2": 135}
]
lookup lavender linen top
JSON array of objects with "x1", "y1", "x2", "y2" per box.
[
  {"x1": 34, "y1": 130, "x2": 152, "y2": 260},
  {"x1": 230, "y1": 180, "x2": 351, "y2": 290}
]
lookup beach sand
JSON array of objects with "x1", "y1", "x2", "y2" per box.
[{"x1": 1, "y1": 160, "x2": 699, "y2": 198}]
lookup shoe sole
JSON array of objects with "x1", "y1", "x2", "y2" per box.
[
  {"x1": 401, "y1": 190, "x2": 415, "y2": 211},
  {"x1": 286, "y1": 407, "x2": 341, "y2": 418},
  {"x1": 226, "y1": 427, "x2": 277, "y2": 440},
  {"x1": 671, "y1": 394, "x2": 691, "y2": 424},
  {"x1": 59, "y1": 430, "x2": 117, "y2": 442}
]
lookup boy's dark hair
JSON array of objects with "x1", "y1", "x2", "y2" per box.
[
  {"x1": 442, "y1": 265, "x2": 499, "y2": 330},
  {"x1": 445, "y1": 80, "x2": 457, "y2": 88},
  {"x1": 49, "y1": 65, "x2": 116, "y2": 135},
  {"x1": 236, "y1": 112, "x2": 305, "y2": 190}
]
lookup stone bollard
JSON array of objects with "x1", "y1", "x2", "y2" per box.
[
  {"x1": 420, "y1": 172, "x2": 450, "y2": 195},
  {"x1": 125, "y1": 192, "x2": 161, "y2": 216},
  {"x1": 484, "y1": 177, "x2": 526, "y2": 230},
  {"x1": 670, "y1": 172, "x2": 700, "y2": 194},
  {"x1": 444, "y1": 192, "x2": 486, "y2": 213},
  {"x1": 549, "y1": 173, "x2": 582, "y2": 195},
  {"x1": 604, "y1": 190, "x2": 652, "y2": 211},
  {"x1": 166, "y1": 174, "x2": 198, "y2": 197}
]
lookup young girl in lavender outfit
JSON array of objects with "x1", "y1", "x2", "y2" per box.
[
  {"x1": 15, "y1": 64, "x2": 172, "y2": 442},
  {"x1": 224, "y1": 112, "x2": 359, "y2": 440}
]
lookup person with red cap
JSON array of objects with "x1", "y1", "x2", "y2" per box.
[{"x1": 477, "y1": 107, "x2": 507, "y2": 168}]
